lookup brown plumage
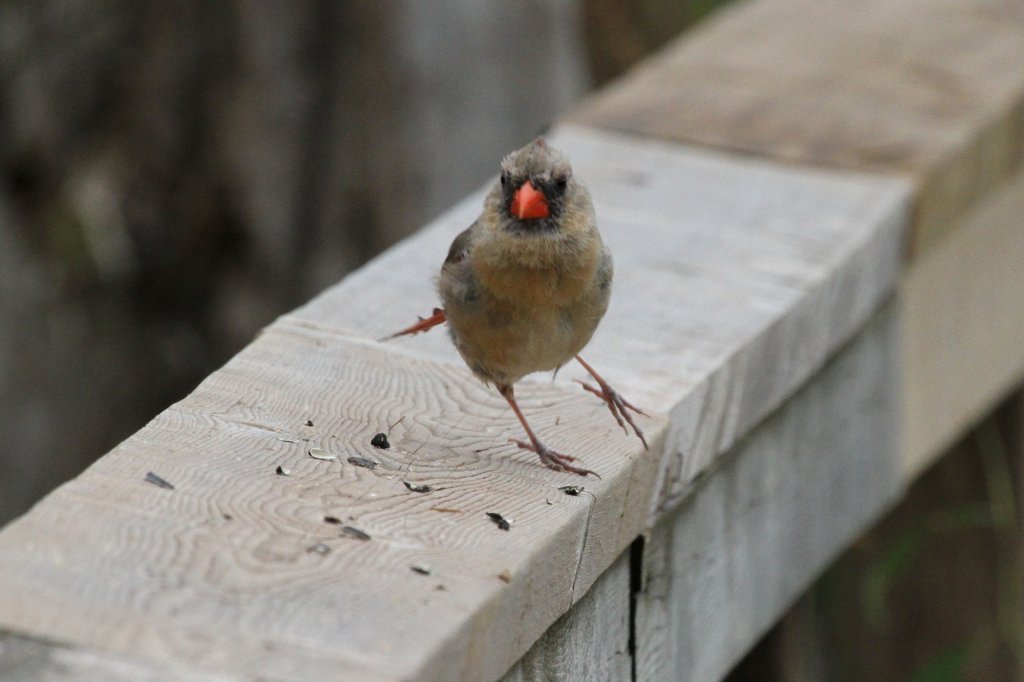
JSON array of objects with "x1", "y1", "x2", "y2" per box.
[{"x1": 388, "y1": 138, "x2": 645, "y2": 476}]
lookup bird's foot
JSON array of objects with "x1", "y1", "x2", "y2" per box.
[
  {"x1": 381, "y1": 308, "x2": 446, "y2": 341},
  {"x1": 575, "y1": 378, "x2": 649, "y2": 450},
  {"x1": 509, "y1": 439, "x2": 598, "y2": 477}
]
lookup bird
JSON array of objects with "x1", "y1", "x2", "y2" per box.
[{"x1": 386, "y1": 138, "x2": 645, "y2": 476}]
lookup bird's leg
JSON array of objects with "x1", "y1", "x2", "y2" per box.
[
  {"x1": 498, "y1": 384, "x2": 596, "y2": 477},
  {"x1": 381, "y1": 307, "x2": 446, "y2": 341},
  {"x1": 574, "y1": 354, "x2": 649, "y2": 450}
]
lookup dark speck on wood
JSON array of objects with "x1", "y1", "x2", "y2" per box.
[
  {"x1": 403, "y1": 481, "x2": 431, "y2": 493},
  {"x1": 486, "y1": 512, "x2": 511, "y2": 531},
  {"x1": 341, "y1": 526, "x2": 371, "y2": 541},
  {"x1": 145, "y1": 472, "x2": 174, "y2": 490},
  {"x1": 370, "y1": 433, "x2": 390, "y2": 449}
]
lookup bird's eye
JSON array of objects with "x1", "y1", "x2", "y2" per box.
[
  {"x1": 555, "y1": 175, "x2": 568, "y2": 190},
  {"x1": 500, "y1": 173, "x2": 509, "y2": 187}
]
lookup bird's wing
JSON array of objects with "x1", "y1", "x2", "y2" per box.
[
  {"x1": 379, "y1": 222, "x2": 476, "y2": 342},
  {"x1": 444, "y1": 222, "x2": 477, "y2": 267}
]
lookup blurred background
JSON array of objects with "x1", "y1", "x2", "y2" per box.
[{"x1": 1, "y1": 2, "x2": 1019, "y2": 680}]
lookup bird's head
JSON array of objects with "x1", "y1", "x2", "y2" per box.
[{"x1": 496, "y1": 138, "x2": 575, "y2": 231}]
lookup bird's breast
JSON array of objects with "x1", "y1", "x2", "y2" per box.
[
  {"x1": 472, "y1": 239, "x2": 601, "y2": 307},
  {"x1": 441, "y1": 229, "x2": 609, "y2": 385},
  {"x1": 445, "y1": 297, "x2": 577, "y2": 385},
  {"x1": 473, "y1": 266, "x2": 567, "y2": 307}
]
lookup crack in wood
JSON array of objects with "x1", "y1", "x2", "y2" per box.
[{"x1": 628, "y1": 534, "x2": 646, "y2": 682}]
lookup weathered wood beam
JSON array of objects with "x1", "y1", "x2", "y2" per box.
[
  {"x1": 501, "y1": 548, "x2": 633, "y2": 681},
  {"x1": 903, "y1": 168, "x2": 1024, "y2": 476},
  {"x1": 0, "y1": 125, "x2": 909, "y2": 680},
  {"x1": 569, "y1": 0, "x2": 1024, "y2": 501},
  {"x1": 635, "y1": 305, "x2": 901, "y2": 681},
  {"x1": 0, "y1": 632, "x2": 226, "y2": 682},
  {"x1": 505, "y1": 305, "x2": 902, "y2": 682},
  {"x1": 569, "y1": 0, "x2": 1024, "y2": 257}
]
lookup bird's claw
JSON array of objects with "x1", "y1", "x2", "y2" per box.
[
  {"x1": 575, "y1": 379, "x2": 649, "y2": 450},
  {"x1": 381, "y1": 307, "x2": 446, "y2": 341},
  {"x1": 509, "y1": 439, "x2": 598, "y2": 477}
]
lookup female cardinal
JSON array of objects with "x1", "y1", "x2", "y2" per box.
[{"x1": 388, "y1": 138, "x2": 645, "y2": 476}]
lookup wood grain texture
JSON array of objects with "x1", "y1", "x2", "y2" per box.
[
  {"x1": 636, "y1": 306, "x2": 903, "y2": 682},
  {"x1": 0, "y1": 127, "x2": 910, "y2": 680},
  {"x1": 902, "y1": 168, "x2": 1024, "y2": 477},
  {"x1": 569, "y1": 0, "x2": 1024, "y2": 255},
  {"x1": 0, "y1": 325, "x2": 658, "y2": 682},
  {"x1": 0, "y1": 633, "x2": 228, "y2": 682},
  {"x1": 500, "y1": 548, "x2": 632, "y2": 682}
]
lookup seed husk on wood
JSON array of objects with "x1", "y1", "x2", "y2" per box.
[
  {"x1": 308, "y1": 447, "x2": 338, "y2": 461},
  {"x1": 145, "y1": 472, "x2": 175, "y2": 490},
  {"x1": 341, "y1": 526, "x2": 371, "y2": 541},
  {"x1": 486, "y1": 512, "x2": 511, "y2": 531}
]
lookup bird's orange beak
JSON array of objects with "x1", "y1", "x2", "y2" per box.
[{"x1": 510, "y1": 180, "x2": 550, "y2": 220}]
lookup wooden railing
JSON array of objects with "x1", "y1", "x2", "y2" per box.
[{"x1": 1, "y1": 0, "x2": 1022, "y2": 679}]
